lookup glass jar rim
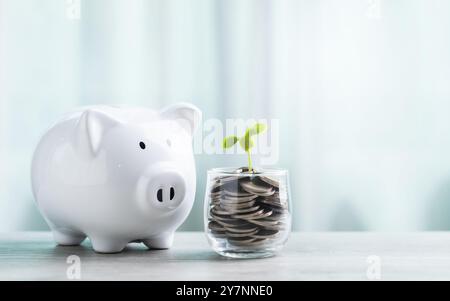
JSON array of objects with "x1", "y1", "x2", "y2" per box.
[{"x1": 207, "y1": 167, "x2": 288, "y2": 176}]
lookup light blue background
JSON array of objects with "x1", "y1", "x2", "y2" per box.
[{"x1": 1, "y1": 0, "x2": 450, "y2": 231}]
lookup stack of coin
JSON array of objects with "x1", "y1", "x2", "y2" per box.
[{"x1": 207, "y1": 168, "x2": 289, "y2": 248}]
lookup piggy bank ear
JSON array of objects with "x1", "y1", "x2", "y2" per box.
[
  {"x1": 160, "y1": 103, "x2": 202, "y2": 137},
  {"x1": 75, "y1": 109, "x2": 121, "y2": 156}
]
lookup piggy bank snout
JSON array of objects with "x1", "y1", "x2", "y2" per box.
[
  {"x1": 149, "y1": 172, "x2": 185, "y2": 208},
  {"x1": 142, "y1": 164, "x2": 186, "y2": 211}
]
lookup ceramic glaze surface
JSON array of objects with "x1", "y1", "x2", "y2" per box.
[{"x1": 31, "y1": 103, "x2": 201, "y2": 253}]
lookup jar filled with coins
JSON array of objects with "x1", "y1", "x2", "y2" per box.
[{"x1": 204, "y1": 167, "x2": 292, "y2": 258}]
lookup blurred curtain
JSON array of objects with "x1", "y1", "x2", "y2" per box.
[{"x1": 1, "y1": 0, "x2": 450, "y2": 231}]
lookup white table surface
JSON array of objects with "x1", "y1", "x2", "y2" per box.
[{"x1": 1, "y1": 231, "x2": 449, "y2": 280}]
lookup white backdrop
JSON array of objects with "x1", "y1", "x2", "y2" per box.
[{"x1": 1, "y1": 0, "x2": 450, "y2": 231}]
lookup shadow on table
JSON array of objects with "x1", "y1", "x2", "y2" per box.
[
  {"x1": 47, "y1": 241, "x2": 229, "y2": 261},
  {"x1": 4, "y1": 238, "x2": 254, "y2": 261}
]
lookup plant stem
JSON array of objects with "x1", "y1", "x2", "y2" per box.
[{"x1": 247, "y1": 151, "x2": 252, "y2": 172}]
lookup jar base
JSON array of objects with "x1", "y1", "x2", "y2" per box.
[{"x1": 214, "y1": 249, "x2": 278, "y2": 259}]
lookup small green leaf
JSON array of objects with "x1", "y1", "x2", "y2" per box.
[
  {"x1": 239, "y1": 134, "x2": 254, "y2": 152},
  {"x1": 222, "y1": 135, "x2": 239, "y2": 149},
  {"x1": 246, "y1": 123, "x2": 267, "y2": 137}
]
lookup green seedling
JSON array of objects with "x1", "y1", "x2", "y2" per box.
[{"x1": 222, "y1": 123, "x2": 267, "y2": 173}]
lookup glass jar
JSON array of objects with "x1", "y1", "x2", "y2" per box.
[{"x1": 204, "y1": 167, "x2": 292, "y2": 258}]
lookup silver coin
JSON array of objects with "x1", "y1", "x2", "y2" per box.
[
  {"x1": 263, "y1": 214, "x2": 289, "y2": 222},
  {"x1": 220, "y1": 198, "x2": 258, "y2": 207},
  {"x1": 233, "y1": 166, "x2": 253, "y2": 173},
  {"x1": 260, "y1": 198, "x2": 287, "y2": 209},
  {"x1": 251, "y1": 229, "x2": 279, "y2": 239},
  {"x1": 219, "y1": 206, "x2": 257, "y2": 215},
  {"x1": 209, "y1": 227, "x2": 227, "y2": 234},
  {"x1": 249, "y1": 176, "x2": 275, "y2": 189},
  {"x1": 211, "y1": 207, "x2": 234, "y2": 216},
  {"x1": 263, "y1": 226, "x2": 286, "y2": 232},
  {"x1": 221, "y1": 178, "x2": 245, "y2": 189},
  {"x1": 259, "y1": 176, "x2": 280, "y2": 188},
  {"x1": 232, "y1": 209, "x2": 273, "y2": 220},
  {"x1": 261, "y1": 206, "x2": 287, "y2": 215},
  {"x1": 246, "y1": 218, "x2": 280, "y2": 227},
  {"x1": 209, "y1": 182, "x2": 222, "y2": 192},
  {"x1": 214, "y1": 217, "x2": 254, "y2": 228},
  {"x1": 210, "y1": 177, "x2": 240, "y2": 192},
  {"x1": 211, "y1": 176, "x2": 238, "y2": 185},
  {"x1": 209, "y1": 191, "x2": 223, "y2": 199},
  {"x1": 225, "y1": 229, "x2": 258, "y2": 238},
  {"x1": 254, "y1": 189, "x2": 275, "y2": 197},
  {"x1": 211, "y1": 199, "x2": 221, "y2": 206},
  {"x1": 240, "y1": 180, "x2": 274, "y2": 195},
  {"x1": 223, "y1": 189, "x2": 253, "y2": 198},
  {"x1": 228, "y1": 238, "x2": 270, "y2": 247},
  {"x1": 208, "y1": 220, "x2": 222, "y2": 229},
  {"x1": 210, "y1": 232, "x2": 227, "y2": 239},
  {"x1": 212, "y1": 214, "x2": 237, "y2": 222},
  {"x1": 227, "y1": 237, "x2": 258, "y2": 245},
  {"x1": 208, "y1": 221, "x2": 226, "y2": 232},
  {"x1": 223, "y1": 224, "x2": 259, "y2": 234},
  {"x1": 253, "y1": 176, "x2": 276, "y2": 187},
  {"x1": 220, "y1": 198, "x2": 257, "y2": 208},
  {"x1": 258, "y1": 205, "x2": 287, "y2": 216},
  {"x1": 211, "y1": 196, "x2": 222, "y2": 203},
  {"x1": 210, "y1": 213, "x2": 234, "y2": 224},
  {"x1": 219, "y1": 205, "x2": 261, "y2": 214},
  {"x1": 220, "y1": 194, "x2": 258, "y2": 203}
]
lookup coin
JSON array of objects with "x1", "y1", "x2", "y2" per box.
[
  {"x1": 225, "y1": 229, "x2": 258, "y2": 238},
  {"x1": 263, "y1": 213, "x2": 289, "y2": 222},
  {"x1": 220, "y1": 199, "x2": 257, "y2": 209},
  {"x1": 224, "y1": 189, "x2": 253, "y2": 198},
  {"x1": 252, "y1": 229, "x2": 279, "y2": 239},
  {"x1": 211, "y1": 175, "x2": 238, "y2": 185},
  {"x1": 219, "y1": 205, "x2": 261, "y2": 214},
  {"x1": 260, "y1": 197, "x2": 287, "y2": 208},
  {"x1": 240, "y1": 179, "x2": 275, "y2": 196},
  {"x1": 208, "y1": 171, "x2": 289, "y2": 248},
  {"x1": 210, "y1": 231, "x2": 227, "y2": 239},
  {"x1": 232, "y1": 209, "x2": 273, "y2": 220},
  {"x1": 210, "y1": 176, "x2": 240, "y2": 192},
  {"x1": 214, "y1": 217, "x2": 254, "y2": 228},
  {"x1": 208, "y1": 221, "x2": 225, "y2": 231},
  {"x1": 233, "y1": 167, "x2": 253, "y2": 173},
  {"x1": 258, "y1": 203, "x2": 287, "y2": 214},
  {"x1": 246, "y1": 218, "x2": 280, "y2": 227},
  {"x1": 227, "y1": 237, "x2": 258, "y2": 245},
  {"x1": 224, "y1": 224, "x2": 259, "y2": 233},
  {"x1": 209, "y1": 191, "x2": 223, "y2": 200},
  {"x1": 259, "y1": 176, "x2": 280, "y2": 188},
  {"x1": 221, "y1": 194, "x2": 258, "y2": 203},
  {"x1": 211, "y1": 207, "x2": 233, "y2": 216}
]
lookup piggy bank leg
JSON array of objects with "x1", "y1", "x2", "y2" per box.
[
  {"x1": 142, "y1": 232, "x2": 174, "y2": 250},
  {"x1": 52, "y1": 229, "x2": 86, "y2": 246},
  {"x1": 89, "y1": 236, "x2": 128, "y2": 253}
]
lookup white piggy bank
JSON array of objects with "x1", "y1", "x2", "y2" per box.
[{"x1": 31, "y1": 103, "x2": 201, "y2": 253}]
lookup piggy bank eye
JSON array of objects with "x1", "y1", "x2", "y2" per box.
[
  {"x1": 166, "y1": 139, "x2": 172, "y2": 147},
  {"x1": 139, "y1": 141, "x2": 146, "y2": 150}
]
